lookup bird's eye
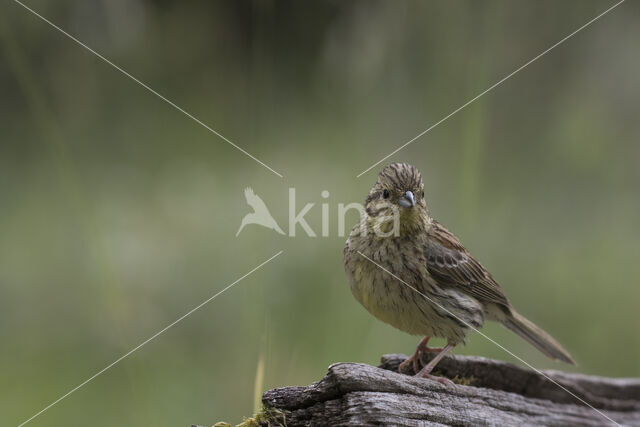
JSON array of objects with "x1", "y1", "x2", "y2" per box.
[{"x1": 382, "y1": 189, "x2": 390, "y2": 199}]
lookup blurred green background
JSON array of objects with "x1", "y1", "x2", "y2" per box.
[{"x1": 1, "y1": 0, "x2": 639, "y2": 425}]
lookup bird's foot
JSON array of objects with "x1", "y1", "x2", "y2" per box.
[
  {"x1": 398, "y1": 336, "x2": 444, "y2": 374},
  {"x1": 416, "y1": 372, "x2": 455, "y2": 387},
  {"x1": 398, "y1": 354, "x2": 418, "y2": 374},
  {"x1": 413, "y1": 342, "x2": 456, "y2": 386}
]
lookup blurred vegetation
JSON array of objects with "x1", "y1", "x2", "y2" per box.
[{"x1": 1, "y1": 1, "x2": 639, "y2": 426}]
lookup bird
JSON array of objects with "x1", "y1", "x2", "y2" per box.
[
  {"x1": 343, "y1": 162, "x2": 575, "y2": 385},
  {"x1": 236, "y1": 187, "x2": 285, "y2": 236}
]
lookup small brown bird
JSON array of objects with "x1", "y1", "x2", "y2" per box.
[{"x1": 344, "y1": 163, "x2": 575, "y2": 385}]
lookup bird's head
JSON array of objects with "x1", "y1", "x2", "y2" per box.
[{"x1": 364, "y1": 163, "x2": 430, "y2": 237}]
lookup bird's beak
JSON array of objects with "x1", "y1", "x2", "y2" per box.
[{"x1": 398, "y1": 190, "x2": 415, "y2": 208}]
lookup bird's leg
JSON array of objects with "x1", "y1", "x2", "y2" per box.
[
  {"x1": 398, "y1": 336, "x2": 445, "y2": 374},
  {"x1": 415, "y1": 342, "x2": 455, "y2": 386},
  {"x1": 398, "y1": 336, "x2": 428, "y2": 373}
]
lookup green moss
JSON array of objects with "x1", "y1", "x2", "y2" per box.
[
  {"x1": 431, "y1": 370, "x2": 476, "y2": 386},
  {"x1": 214, "y1": 406, "x2": 288, "y2": 427},
  {"x1": 451, "y1": 374, "x2": 476, "y2": 386}
]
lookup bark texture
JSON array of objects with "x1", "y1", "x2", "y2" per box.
[{"x1": 260, "y1": 353, "x2": 640, "y2": 426}]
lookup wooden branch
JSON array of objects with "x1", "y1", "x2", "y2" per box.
[{"x1": 261, "y1": 353, "x2": 640, "y2": 426}]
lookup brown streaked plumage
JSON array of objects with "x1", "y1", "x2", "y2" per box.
[{"x1": 344, "y1": 163, "x2": 575, "y2": 385}]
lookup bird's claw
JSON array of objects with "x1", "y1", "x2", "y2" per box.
[
  {"x1": 398, "y1": 337, "x2": 446, "y2": 375},
  {"x1": 398, "y1": 355, "x2": 417, "y2": 374},
  {"x1": 417, "y1": 373, "x2": 455, "y2": 387}
]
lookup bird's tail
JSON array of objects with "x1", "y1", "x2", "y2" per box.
[{"x1": 503, "y1": 310, "x2": 576, "y2": 365}]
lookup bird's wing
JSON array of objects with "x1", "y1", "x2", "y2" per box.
[
  {"x1": 425, "y1": 220, "x2": 510, "y2": 308},
  {"x1": 244, "y1": 187, "x2": 269, "y2": 212}
]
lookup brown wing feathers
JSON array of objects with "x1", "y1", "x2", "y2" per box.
[{"x1": 425, "y1": 221, "x2": 510, "y2": 308}]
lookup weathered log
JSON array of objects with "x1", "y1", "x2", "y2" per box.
[{"x1": 260, "y1": 353, "x2": 640, "y2": 426}]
